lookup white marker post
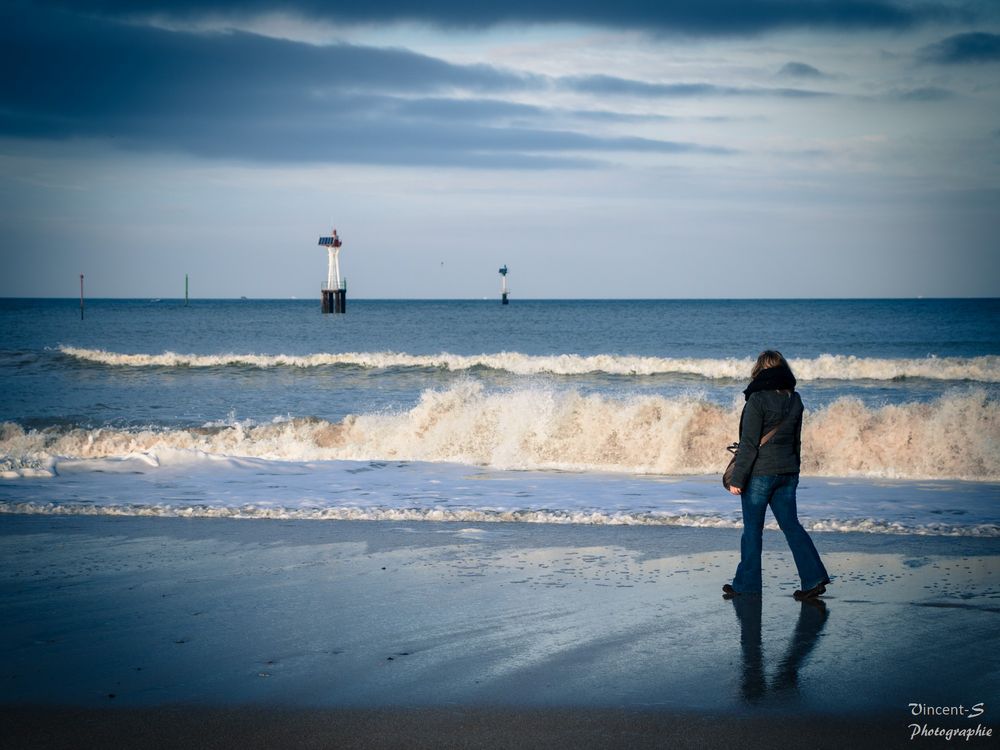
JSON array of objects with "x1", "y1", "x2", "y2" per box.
[
  {"x1": 499, "y1": 265, "x2": 509, "y2": 305},
  {"x1": 318, "y1": 228, "x2": 346, "y2": 313}
]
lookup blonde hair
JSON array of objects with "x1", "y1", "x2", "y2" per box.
[{"x1": 751, "y1": 350, "x2": 789, "y2": 379}]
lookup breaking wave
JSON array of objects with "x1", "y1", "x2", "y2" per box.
[
  {"x1": 2, "y1": 385, "x2": 997, "y2": 481},
  {"x1": 58, "y1": 347, "x2": 1000, "y2": 382}
]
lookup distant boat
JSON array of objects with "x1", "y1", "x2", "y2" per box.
[
  {"x1": 240, "y1": 296, "x2": 248, "y2": 300},
  {"x1": 150, "y1": 298, "x2": 161, "y2": 302}
]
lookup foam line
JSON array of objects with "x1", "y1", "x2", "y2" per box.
[
  {"x1": 57, "y1": 347, "x2": 1000, "y2": 382},
  {"x1": 0, "y1": 501, "x2": 995, "y2": 537}
]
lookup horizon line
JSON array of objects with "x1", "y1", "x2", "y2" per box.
[{"x1": 1, "y1": 296, "x2": 998, "y2": 302}]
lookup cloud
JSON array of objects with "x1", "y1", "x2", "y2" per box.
[
  {"x1": 30, "y1": 0, "x2": 962, "y2": 36},
  {"x1": 561, "y1": 74, "x2": 831, "y2": 98},
  {"x1": 0, "y1": 6, "x2": 731, "y2": 168},
  {"x1": 1, "y1": 7, "x2": 533, "y2": 110},
  {"x1": 888, "y1": 86, "x2": 955, "y2": 101},
  {"x1": 778, "y1": 61, "x2": 826, "y2": 78},
  {"x1": 393, "y1": 98, "x2": 545, "y2": 121},
  {"x1": 568, "y1": 109, "x2": 673, "y2": 123},
  {"x1": 392, "y1": 98, "x2": 672, "y2": 124},
  {"x1": 918, "y1": 32, "x2": 1000, "y2": 64}
]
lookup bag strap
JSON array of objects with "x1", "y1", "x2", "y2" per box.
[{"x1": 758, "y1": 425, "x2": 781, "y2": 447}]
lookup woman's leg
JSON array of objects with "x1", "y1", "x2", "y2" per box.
[
  {"x1": 732, "y1": 475, "x2": 773, "y2": 593},
  {"x1": 769, "y1": 474, "x2": 829, "y2": 590}
]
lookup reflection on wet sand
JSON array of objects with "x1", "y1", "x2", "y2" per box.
[{"x1": 731, "y1": 596, "x2": 829, "y2": 704}]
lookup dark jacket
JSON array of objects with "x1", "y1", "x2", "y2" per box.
[{"x1": 729, "y1": 389, "x2": 803, "y2": 488}]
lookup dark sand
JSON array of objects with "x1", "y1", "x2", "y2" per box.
[
  {"x1": 1, "y1": 515, "x2": 997, "y2": 748},
  {"x1": 4, "y1": 706, "x2": 915, "y2": 749}
]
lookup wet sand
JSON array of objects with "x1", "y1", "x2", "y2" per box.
[{"x1": 1, "y1": 515, "x2": 997, "y2": 748}]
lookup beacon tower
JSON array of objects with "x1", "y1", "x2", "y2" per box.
[
  {"x1": 499, "y1": 265, "x2": 509, "y2": 305},
  {"x1": 318, "y1": 228, "x2": 347, "y2": 313}
]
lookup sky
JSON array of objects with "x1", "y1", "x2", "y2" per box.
[{"x1": 0, "y1": 0, "x2": 998, "y2": 299}]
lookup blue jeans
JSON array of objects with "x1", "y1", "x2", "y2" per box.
[{"x1": 732, "y1": 473, "x2": 829, "y2": 594}]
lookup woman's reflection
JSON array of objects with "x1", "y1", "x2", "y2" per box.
[{"x1": 729, "y1": 595, "x2": 829, "y2": 704}]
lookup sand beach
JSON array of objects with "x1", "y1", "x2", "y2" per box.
[{"x1": 2, "y1": 515, "x2": 997, "y2": 748}]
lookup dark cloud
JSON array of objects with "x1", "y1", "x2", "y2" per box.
[
  {"x1": 29, "y1": 0, "x2": 965, "y2": 36},
  {"x1": 393, "y1": 98, "x2": 545, "y2": 121},
  {"x1": 392, "y1": 98, "x2": 672, "y2": 124},
  {"x1": 113, "y1": 120, "x2": 654, "y2": 169},
  {"x1": 778, "y1": 61, "x2": 825, "y2": 78},
  {"x1": 0, "y1": 5, "x2": 533, "y2": 115},
  {"x1": 568, "y1": 109, "x2": 672, "y2": 123},
  {"x1": 562, "y1": 74, "x2": 831, "y2": 98},
  {"x1": 767, "y1": 147, "x2": 832, "y2": 158},
  {"x1": 889, "y1": 86, "x2": 955, "y2": 101},
  {"x1": 0, "y1": 5, "x2": 731, "y2": 168},
  {"x1": 918, "y1": 32, "x2": 1000, "y2": 64}
]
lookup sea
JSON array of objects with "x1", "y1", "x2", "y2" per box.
[{"x1": 1, "y1": 298, "x2": 997, "y2": 537}]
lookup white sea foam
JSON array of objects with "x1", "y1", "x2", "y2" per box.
[
  {"x1": 57, "y1": 347, "x2": 1000, "y2": 382},
  {"x1": 2, "y1": 386, "x2": 997, "y2": 481},
  {"x1": 0, "y1": 501, "x2": 995, "y2": 537}
]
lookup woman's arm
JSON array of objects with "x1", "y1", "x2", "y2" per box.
[
  {"x1": 794, "y1": 393, "x2": 803, "y2": 464},
  {"x1": 729, "y1": 393, "x2": 764, "y2": 490}
]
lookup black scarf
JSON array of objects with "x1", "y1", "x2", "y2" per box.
[{"x1": 743, "y1": 363, "x2": 796, "y2": 401}]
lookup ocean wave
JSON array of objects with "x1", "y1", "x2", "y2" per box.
[
  {"x1": 0, "y1": 501, "x2": 995, "y2": 537},
  {"x1": 57, "y1": 347, "x2": 1000, "y2": 382},
  {"x1": 2, "y1": 386, "x2": 997, "y2": 481}
]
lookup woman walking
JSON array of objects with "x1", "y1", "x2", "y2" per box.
[{"x1": 723, "y1": 350, "x2": 829, "y2": 600}]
